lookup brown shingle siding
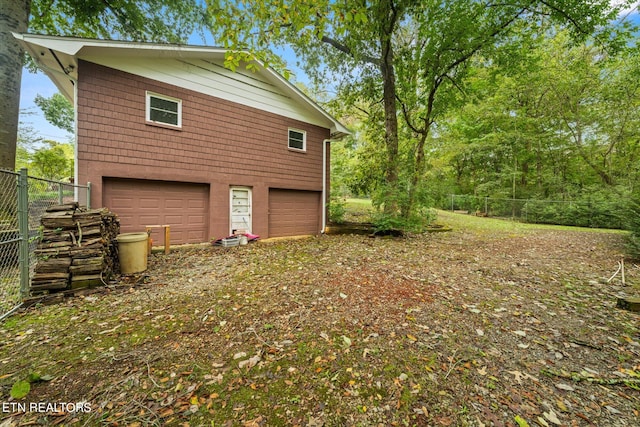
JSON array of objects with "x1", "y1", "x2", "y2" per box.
[{"x1": 77, "y1": 59, "x2": 330, "y2": 239}]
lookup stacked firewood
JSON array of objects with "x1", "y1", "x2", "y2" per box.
[{"x1": 31, "y1": 203, "x2": 120, "y2": 295}]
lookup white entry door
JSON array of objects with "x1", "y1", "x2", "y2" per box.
[{"x1": 230, "y1": 187, "x2": 252, "y2": 234}]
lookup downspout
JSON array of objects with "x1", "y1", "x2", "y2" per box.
[
  {"x1": 322, "y1": 139, "x2": 329, "y2": 234},
  {"x1": 73, "y1": 76, "x2": 79, "y2": 203},
  {"x1": 322, "y1": 138, "x2": 334, "y2": 234}
]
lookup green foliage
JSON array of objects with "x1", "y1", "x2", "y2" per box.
[
  {"x1": 522, "y1": 190, "x2": 625, "y2": 229},
  {"x1": 29, "y1": 0, "x2": 205, "y2": 44},
  {"x1": 514, "y1": 415, "x2": 530, "y2": 427},
  {"x1": 328, "y1": 194, "x2": 346, "y2": 224},
  {"x1": 207, "y1": 0, "x2": 624, "y2": 227},
  {"x1": 31, "y1": 144, "x2": 72, "y2": 180},
  {"x1": 9, "y1": 372, "x2": 54, "y2": 399},
  {"x1": 428, "y1": 24, "x2": 640, "y2": 230},
  {"x1": 34, "y1": 93, "x2": 74, "y2": 133},
  {"x1": 10, "y1": 380, "x2": 30, "y2": 399},
  {"x1": 16, "y1": 126, "x2": 73, "y2": 179},
  {"x1": 373, "y1": 207, "x2": 435, "y2": 234},
  {"x1": 625, "y1": 195, "x2": 640, "y2": 260},
  {"x1": 28, "y1": 141, "x2": 73, "y2": 180}
]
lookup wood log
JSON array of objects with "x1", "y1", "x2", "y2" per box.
[
  {"x1": 77, "y1": 237, "x2": 104, "y2": 247},
  {"x1": 35, "y1": 257, "x2": 72, "y2": 273},
  {"x1": 617, "y1": 296, "x2": 640, "y2": 312},
  {"x1": 74, "y1": 219, "x2": 102, "y2": 227},
  {"x1": 72, "y1": 244, "x2": 104, "y2": 253},
  {"x1": 41, "y1": 230, "x2": 72, "y2": 241},
  {"x1": 41, "y1": 211, "x2": 76, "y2": 228},
  {"x1": 71, "y1": 256, "x2": 104, "y2": 266},
  {"x1": 32, "y1": 272, "x2": 69, "y2": 282},
  {"x1": 70, "y1": 274, "x2": 103, "y2": 289},
  {"x1": 69, "y1": 248, "x2": 103, "y2": 258},
  {"x1": 77, "y1": 226, "x2": 103, "y2": 236},
  {"x1": 31, "y1": 204, "x2": 120, "y2": 297},
  {"x1": 45, "y1": 202, "x2": 78, "y2": 212},
  {"x1": 70, "y1": 264, "x2": 104, "y2": 275},
  {"x1": 23, "y1": 294, "x2": 65, "y2": 306},
  {"x1": 73, "y1": 209, "x2": 104, "y2": 217},
  {"x1": 35, "y1": 248, "x2": 71, "y2": 258},
  {"x1": 39, "y1": 241, "x2": 73, "y2": 249},
  {"x1": 30, "y1": 281, "x2": 69, "y2": 291}
]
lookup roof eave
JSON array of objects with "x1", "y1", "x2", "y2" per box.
[{"x1": 14, "y1": 33, "x2": 351, "y2": 136}]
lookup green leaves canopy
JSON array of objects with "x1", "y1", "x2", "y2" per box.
[
  {"x1": 29, "y1": 0, "x2": 205, "y2": 43},
  {"x1": 206, "y1": 0, "x2": 626, "y2": 226},
  {"x1": 34, "y1": 93, "x2": 74, "y2": 134}
]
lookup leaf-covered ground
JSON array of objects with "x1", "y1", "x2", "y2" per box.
[{"x1": 1, "y1": 211, "x2": 639, "y2": 426}]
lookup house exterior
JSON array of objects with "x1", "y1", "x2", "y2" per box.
[{"x1": 15, "y1": 34, "x2": 348, "y2": 244}]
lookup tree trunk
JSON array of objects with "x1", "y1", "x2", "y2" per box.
[
  {"x1": 403, "y1": 131, "x2": 428, "y2": 220},
  {"x1": 0, "y1": 0, "x2": 31, "y2": 171},
  {"x1": 380, "y1": 35, "x2": 400, "y2": 215},
  {"x1": 374, "y1": 0, "x2": 401, "y2": 216}
]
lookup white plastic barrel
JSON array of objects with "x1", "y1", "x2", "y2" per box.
[{"x1": 116, "y1": 232, "x2": 148, "y2": 274}]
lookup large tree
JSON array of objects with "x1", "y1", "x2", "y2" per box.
[
  {"x1": 207, "y1": 0, "x2": 627, "y2": 222},
  {"x1": 0, "y1": 0, "x2": 31, "y2": 172},
  {"x1": 440, "y1": 28, "x2": 640, "y2": 201},
  {"x1": 0, "y1": 0, "x2": 205, "y2": 171}
]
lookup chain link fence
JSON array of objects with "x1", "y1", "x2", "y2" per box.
[
  {"x1": 0, "y1": 171, "x2": 20, "y2": 320},
  {"x1": 0, "y1": 169, "x2": 90, "y2": 320},
  {"x1": 448, "y1": 194, "x2": 624, "y2": 229}
]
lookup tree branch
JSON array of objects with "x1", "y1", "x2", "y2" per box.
[
  {"x1": 537, "y1": 0, "x2": 587, "y2": 36},
  {"x1": 320, "y1": 35, "x2": 380, "y2": 66},
  {"x1": 443, "y1": 74, "x2": 466, "y2": 96},
  {"x1": 431, "y1": 5, "x2": 529, "y2": 82},
  {"x1": 397, "y1": 93, "x2": 422, "y2": 135}
]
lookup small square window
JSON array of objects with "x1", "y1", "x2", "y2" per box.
[
  {"x1": 288, "y1": 129, "x2": 306, "y2": 151},
  {"x1": 146, "y1": 91, "x2": 182, "y2": 128}
]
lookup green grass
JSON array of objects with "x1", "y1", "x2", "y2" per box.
[
  {"x1": 340, "y1": 199, "x2": 625, "y2": 234},
  {"x1": 436, "y1": 209, "x2": 627, "y2": 234},
  {"x1": 343, "y1": 198, "x2": 374, "y2": 223},
  {"x1": 345, "y1": 198, "x2": 373, "y2": 207}
]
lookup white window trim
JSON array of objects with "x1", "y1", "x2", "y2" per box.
[
  {"x1": 288, "y1": 128, "x2": 306, "y2": 152},
  {"x1": 146, "y1": 91, "x2": 182, "y2": 128}
]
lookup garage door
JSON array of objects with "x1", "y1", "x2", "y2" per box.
[
  {"x1": 268, "y1": 189, "x2": 321, "y2": 237},
  {"x1": 103, "y1": 178, "x2": 209, "y2": 244}
]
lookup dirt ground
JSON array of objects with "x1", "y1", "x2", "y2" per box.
[{"x1": 1, "y1": 212, "x2": 639, "y2": 426}]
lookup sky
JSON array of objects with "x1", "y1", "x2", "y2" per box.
[{"x1": 18, "y1": 1, "x2": 640, "y2": 145}]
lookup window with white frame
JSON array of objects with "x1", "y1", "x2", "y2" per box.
[
  {"x1": 146, "y1": 91, "x2": 182, "y2": 128},
  {"x1": 288, "y1": 128, "x2": 306, "y2": 151}
]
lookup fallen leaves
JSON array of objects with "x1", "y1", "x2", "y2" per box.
[
  {"x1": 555, "y1": 383, "x2": 575, "y2": 392},
  {"x1": 1, "y1": 225, "x2": 638, "y2": 426},
  {"x1": 543, "y1": 409, "x2": 563, "y2": 425},
  {"x1": 237, "y1": 353, "x2": 261, "y2": 370}
]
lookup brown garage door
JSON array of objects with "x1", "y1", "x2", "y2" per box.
[
  {"x1": 268, "y1": 189, "x2": 321, "y2": 237},
  {"x1": 103, "y1": 178, "x2": 209, "y2": 244}
]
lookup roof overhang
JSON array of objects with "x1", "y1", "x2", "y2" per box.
[{"x1": 14, "y1": 33, "x2": 350, "y2": 139}]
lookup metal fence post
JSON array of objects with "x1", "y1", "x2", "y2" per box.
[
  {"x1": 17, "y1": 168, "x2": 30, "y2": 298},
  {"x1": 87, "y1": 182, "x2": 92, "y2": 209},
  {"x1": 58, "y1": 184, "x2": 64, "y2": 205}
]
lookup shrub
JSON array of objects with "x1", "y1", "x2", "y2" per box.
[
  {"x1": 373, "y1": 207, "x2": 436, "y2": 235},
  {"x1": 328, "y1": 196, "x2": 346, "y2": 224},
  {"x1": 625, "y1": 196, "x2": 640, "y2": 260}
]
